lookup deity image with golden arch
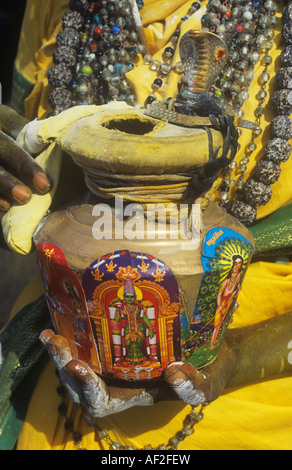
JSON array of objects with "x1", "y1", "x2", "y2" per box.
[{"x1": 82, "y1": 250, "x2": 181, "y2": 381}]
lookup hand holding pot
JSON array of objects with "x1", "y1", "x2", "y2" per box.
[
  {"x1": 0, "y1": 105, "x2": 51, "y2": 211},
  {"x1": 40, "y1": 311, "x2": 292, "y2": 418}
]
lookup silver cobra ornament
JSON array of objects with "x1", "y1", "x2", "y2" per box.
[{"x1": 179, "y1": 29, "x2": 228, "y2": 99}]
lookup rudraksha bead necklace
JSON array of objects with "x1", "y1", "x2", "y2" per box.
[
  {"x1": 203, "y1": 0, "x2": 278, "y2": 114},
  {"x1": 143, "y1": 1, "x2": 201, "y2": 106},
  {"x1": 227, "y1": 2, "x2": 292, "y2": 226},
  {"x1": 202, "y1": 0, "x2": 289, "y2": 227}
]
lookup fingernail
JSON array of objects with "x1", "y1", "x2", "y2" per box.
[
  {"x1": 12, "y1": 185, "x2": 32, "y2": 204},
  {"x1": 0, "y1": 200, "x2": 11, "y2": 211},
  {"x1": 47, "y1": 341, "x2": 58, "y2": 358},
  {"x1": 0, "y1": 198, "x2": 11, "y2": 212},
  {"x1": 164, "y1": 366, "x2": 179, "y2": 379},
  {"x1": 164, "y1": 366, "x2": 188, "y2": 385},
  {"x1": 33, "y1": 172, "x2": 51, "y2": 193},
  {"x1": 39, "y1": 329, "x2": 55, "y2": 344},
  {"x1": 164, "y1": 363, "x2": 184, "y2": 377}
]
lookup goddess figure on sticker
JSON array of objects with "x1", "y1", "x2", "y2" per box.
[
  {"x1": 109, "y1": 273, "x2": 158, "y2": 368},
  {"x1": 209, "y1": 255, "x2": 243, "y2": 350}
]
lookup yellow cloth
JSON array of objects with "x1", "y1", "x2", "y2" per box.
[
  {"x1": 8, "y1": 0, "x2": 292, "y2": 450},
  {"x1": 13, "y1": 0, "x2": 68, "y2": 120},
  {"x1": 1, "y1": 143, "x2": 63, "y2": 255}
]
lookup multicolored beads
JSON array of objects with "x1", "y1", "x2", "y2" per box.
[
  {"x1": 203, "y1": 0, "x2": 276, "y2": 115},
  {"x1": 48, "y1": 0, "x2": 147, "y2": 114}
]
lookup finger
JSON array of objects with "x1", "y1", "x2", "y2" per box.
[
  {"x1": 165, "y1": 342, "x2": 236, "y2": 405},
  {"x1": 0, "y1": 131, "x2": 51, "y2": 194},
  {"x1": 0, "y1": 196, "x2": 11, "y2": 212},
  {"x1": 0, "y1": 165, "x2": 32, "y2": 205},
  {"x1": 0, "y1": 104, "x2": 29, "y2": 139},
  {"x1": 164, "y1": 362, "x2": 208, "y2": 407},
  {"x1": 39, "y1": 329, "x2": 55, "y2": 342},
  {"x1": 67, "y1": 360, "x2": 156, "y2": 418},
  {"x1": 39, "y1": 333, "x2": 87, "y2": 405},
  {"x1": 39, "y1": 329, "x2": 72, "y2": 369},
  {"x1": 66, "y1": 359, "x2": 109, "y2": 417},
  {"x1": 66, "y1": 359, "x2": 105, "y2": 393}
]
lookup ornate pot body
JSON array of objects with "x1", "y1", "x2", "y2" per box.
[
  {"x1": 34, "y1": 198, "x2": 254, "y2": 381},
  {"x1": 30, "y1": 101, "x2": 254, "y2": 381}
]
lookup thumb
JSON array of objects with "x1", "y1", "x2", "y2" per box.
[
  {"x1": 164, "y1": 342, "x2": 236, "y2": 405},
  {"x1": 164, "y1": 362, "x2": 208, "y2": 406}
]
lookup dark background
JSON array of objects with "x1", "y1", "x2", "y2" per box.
[
  {"x1": 0, "y1": 0, "x2": 39, "y2": 330},
  {"x1": 0, "y1": 0, "x2": 27, "y2": 104}
]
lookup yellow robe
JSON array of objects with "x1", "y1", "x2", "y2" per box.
[{"x1": 6, "y1": 0, "x2": 292, "y2": 450}]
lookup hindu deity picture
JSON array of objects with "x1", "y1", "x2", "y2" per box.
[
  {"x1": 185, "y1": 227, "x2": 254, "y2": 368},
  {"x1": 82, "y1": 250, "x2": 181, "y2": 380},
  {"x1": 36, "y1": 245, "x2": 182, "y2": 381},
  {"x1": 36, "y1": 243, "x2": 101, "y2": 373}
]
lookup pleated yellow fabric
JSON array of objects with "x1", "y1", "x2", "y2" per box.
[{"x1": 12, "y1": 0, "x2": 68, "y2": 120}]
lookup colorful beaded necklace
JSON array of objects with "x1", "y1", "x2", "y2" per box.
[
  {"x1": 194, "y1": 0, "x2": 289, "y2": 227},
  {"x1": 48, "y1": 0, "x2": 149, "y2": 112}
]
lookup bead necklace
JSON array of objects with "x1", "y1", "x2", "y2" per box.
[
  {"x1": 227, "y1": 1, "x2": 292, "y2": 226},
  {"x1": 183, "y1": 0, "x2": 282, "y2": 225},
  {"x1": 48, "y1": 0, "x2": 205, "y2": 113},
  {"x1": 143, "y1": 1, "x2": 202, "y2": 107},
  {"x1": 56, "y1": 373, "x2": 208, "y2": 451},
  {"x1": 218, "y1": 4, "x2": 276, "y2": 205},
  {"x1": 202, "y1": 0, "x2": 276, "y2": 114},
  {"x1": 48, "y1": 0, "x2": 148, "y2": 114},
  {"x1": 199, "y1": 0, "x2": 283, "y2": 226}
]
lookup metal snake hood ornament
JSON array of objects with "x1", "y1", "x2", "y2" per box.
[
  {"x1": 145, "y1": 30, "x2": 240, "y2": 202},
  {"x1": 146, "y1": 29, "x2": 231, "y2": 121},
  {"x1": 179, "y1": 29, "x2": 228, "y2": 107}
]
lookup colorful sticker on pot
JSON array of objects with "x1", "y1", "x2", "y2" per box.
[
  {"x1": 82, "y1": 250, "x2": 181, "y2": 380},
  {"x1": 184, "y1": 228, "x2": 254, "y2": 368},
  {"x1": 36, "y1": 243, "x2": 101, "y2": 373}
]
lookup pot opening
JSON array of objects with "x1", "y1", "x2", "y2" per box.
[{"x1": 102, "y1": 118, "x2": 157, "y2": 135}]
